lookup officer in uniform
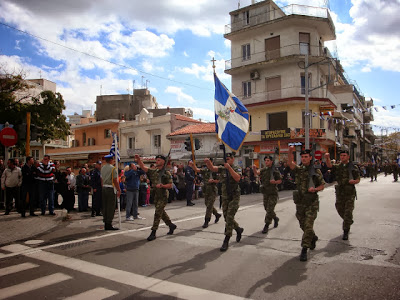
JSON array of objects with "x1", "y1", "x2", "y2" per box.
[
  {"x1": 325, "y1": 150, "x2": 360, "y2": 240},
  {"x1": 288, "y1": 147, "x2": 325, "y2": 261},
  {"x1": 205, "y1": 153, "x2": 244, "y2": 252},
  {"x1": 192, "y1": 158, "x2": 222, "y2": 228},
  {"x1": 252, "y1": 156, "x2": 282, "y2": 234},
  {"x1": 101, "y1": 154, "x2": 120, "y2": 230},
  {"x1": 135, "y1": 154, "x2": 177, "y2": 241}
]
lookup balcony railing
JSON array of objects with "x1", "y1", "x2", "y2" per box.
[
  {"x1": 225, "y1": 44, "x2": 333, "y2": 71},
  {"x1": 225, "y1": 4, "x2": 332, "y2": 35}
]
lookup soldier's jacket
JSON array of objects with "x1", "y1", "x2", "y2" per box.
[
  {"x1": 200, "y1": 167, "x2": 218, "y2": 195},
  {"x1": 260, "y1": 167, "x2": 282, "y2": 195},
  {"x1": 392, "y1": 164, "x2": 400, "y2": 173},
  {"x1": 292, "y1": 164, "x2": 325, "y2": 205},
  {"x1": 217, "y1": 165, "x2": 241, "y2": 196},
  {"x1": 331, "y1": 163, "x2": 359, "y2": 196},
  {"x1": 146, "y1": 168, "x2": 172, "y2": 201}
]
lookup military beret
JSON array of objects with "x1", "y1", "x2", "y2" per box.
[
  {"x1": 300, "y1": 149, "x2": 312, "y2": 155},
  {"x1": 156, "y1": 155, "x2": 166, "y2": 161},
  {"x1": 226, "y1": 153, "x2": 235, "y2": 158},
  {"x1": 264, "y1": 156, "x2": 273, "y2": 161},
  {"x1": 339, "y1": 150, "x2": 349, "y2": 155},
  {"x1": 104, "y1": 154, "x2": 114, "y2": 159}
]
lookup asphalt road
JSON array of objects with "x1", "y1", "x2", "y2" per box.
[{"x1": 1, "y1": 174, "x2": 399, "y2": 299}]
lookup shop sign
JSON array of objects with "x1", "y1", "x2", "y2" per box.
[{"x1": 261, "y1": 129, "x2": 291, "y2": 140}]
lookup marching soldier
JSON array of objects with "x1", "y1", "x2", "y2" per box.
[
  {"x1": 192, "y1": 158, "x2": 222, "y2": 228},
  {"x1": 325, "y1": 150, "x2": 360, "y2": 240},
  {"x1": 392, "y1": 160, "x2": 399, "y2": 182},
  {"x1": 252, "y1": 156, "x2": 282, "y2": 234},
  {"x1": 205, "y1": 153, "x2": 244, "y2": 252},
  {"x1": 288, "y1": 147, "x2": 325, "y2": 262},
  {"x1": 135, "y1": 154, "x2": 177, "y2": 241}
]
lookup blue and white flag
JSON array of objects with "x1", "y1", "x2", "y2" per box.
[
  {"x1": 110, "y1": 132, "x2": 120, "y2": 162},
  {"x1": 214, "y1": 73, "x2": 249, "y2": 151}
]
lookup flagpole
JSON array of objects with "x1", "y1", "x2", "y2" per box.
[{"x1": 113, "y1": 133, "x2": 121, "y2": 229}]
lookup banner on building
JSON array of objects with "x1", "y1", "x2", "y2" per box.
[
  {"x1": 290, "y1": 128, "x2": 326, "y2": 138},
  {"x1": 261, "y1": 129, "x2": 291, "y2": 140},
  {"x1": 319, "y1": 105, "x2": 335, "y2": 115}
]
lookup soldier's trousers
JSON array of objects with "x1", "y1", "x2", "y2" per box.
[
  {"x1": 204, "y1": 192, "x2": 218, "y2": 219},
  {"x1": 393, "y1": 172, "x2": 398, "y2": 182},
  {"x1": 222, "y1": 192, "x2": 240, "y2": 237},
  {"x1": 335, "y1": 195, "x2": 355, "y2": 231},
  {"x1": 295, "y1": 200, "x2": 319, "y2": 248},
  {"x1": 263, "y1": 193, "x2": 278, "y2": 224},
  {"x1": 151, "y1": 197, "x2": 172, "y2": 231},
  {"x1": 102, "y1": 187, "x2": 116, "y2": 224}
]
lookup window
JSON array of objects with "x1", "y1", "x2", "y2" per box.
[
  {"x1": 320, "y1": 116, "x2": 325, "y2": 129},
  {"x1": 267, "y1": 112, "x2": 287, "y2": 130},
  {"x1": 243, "y1": 10, "x2": 250, "y2": 25},
  {"x1": 243, "y1": 81, "x2": 251, "y2": 98},
  {"x1": 301, "y1": 74, "x2": 311, "y2": 95},
  {"x1": 242, "y1": 44, "x2": 251, "y2": 61},
  {"x1": 128, "y1": 137, "x2": 135, "y2": 149},
  {"x1": 265, "y1": 36, "x2": 280, "y2": 60},
  {"x1": 104, "y1": 129, "x2": 111, "y2": 138},
  {"x1": 154, "y1": 135, "x2": 161, "y2": 148},
  {"x1": 266, "y1": 76, "x2": 281, "y2": 100},
  {"x1": 32, "y1": 149, "x2": 39, "y2": 161},
  {"x1": 302, "y1": 110, "x2": 312, "y2": 128},
  {"x1": 299, "y1": 33, "x2": 310, "y2": 55},
  {"x1": 82, "y1": 132, "x2": 86, "y2": 146}
]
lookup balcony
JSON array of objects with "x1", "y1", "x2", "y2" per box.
[
  {"x1": 364, "y1": 110, "x2": 374, "y2": 122},
  {"x1": 225, "y1": 4, "x2": 334, "y2": 35},
  {"x1": 225, "y1": 45, "x2": 334, "y2": 72}
]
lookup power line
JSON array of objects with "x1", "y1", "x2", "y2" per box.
[{"x1": 0, "y1": 21, "x2": 213, "y2": 91}]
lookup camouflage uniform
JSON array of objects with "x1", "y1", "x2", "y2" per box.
[
  {"x1": 392, "y1": 163, "x2": 399, "y2": 182},
  {"x1": 218, "y1": 165, "x2": 242, "y2": 237},
  {"x1": 146, "y1": 168, "x2": 173, "y2": 230},
  {"x1": 332, "y1": 163, "x2": 360, "y2": 232},
  {"x1": 259, "y1": 167, "x2": 282, "y2": 225},
  {"x1": 200, "y1": 167, "x2": 219, "y2": 219},
  {"x1": 292, "y1": 165, "x2": 325, "y2": 248}
]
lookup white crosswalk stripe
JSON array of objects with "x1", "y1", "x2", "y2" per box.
[
  {"x1": 0, "y1": 262, "x2": 39, "y2": 277},
  {"x1": 0, "y1": 273, "x2": 72, "y2": 300},
  {"x1": 64, "y1": 287, "x2": 119, "y2": 300}
]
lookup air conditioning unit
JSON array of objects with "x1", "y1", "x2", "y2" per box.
[
  {"x1": 72, "y1": 140, "x2": 79, "y2": 147},
  {"x1": 88, "y1": 138, "x2": 95, "y2": 146},
  {"x1": 250, "y1": 70, "x2": 260, "y2": 80},
  {"x1": 249, "y1": 152, "x2": 258, "y2": 159}
]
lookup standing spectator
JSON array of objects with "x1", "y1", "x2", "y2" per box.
[
  {"x1": 176, "y1": 165, "x2": 186, "y2": 200},
  {"x1": 64, "y1": 167, "x2": 76, "y2": 212},
  {"x1": 90, "y1": 161, "x2": 102, "y2": 217},
  {"x1": 0, "y1": 159, "x2": 5, "y2": 209},
  {"x1": 101, "y1": 154, "x2": 121, "y2": 230},
  {"x1": 125, "y1": 163, "x2": 145, "y2": 221},
  {"x1": 119, "y1": 175, "x2": 127, "y2": 210},
  {"x1": 76, "y1": 167, "x2": 90, "y2": 212},
  {"x1": 21, "y1": 156, "x2": 38, "y2": 217},
  {"x1": 36, "y1": 155, "x2": 56, "y2": 216},
  {"x1": 185, "y1": 160, "x2": 196, "y2": 206},
  {"x1": 53, "y1": 160, "x2": 63, "y2": 208},
  {"x1": 1, "y1": 158, "x2": 22, "y2": 215}
]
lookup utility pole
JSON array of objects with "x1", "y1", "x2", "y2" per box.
[
  {"x1": 305, "y1": 53, "x2": 310, "y2": 150},
  {"x1": 25, "y1": 112, "x2": 31, "y2": 157}
]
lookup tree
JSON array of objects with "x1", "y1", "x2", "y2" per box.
[{"x1": 0, "y1": 69, "x2": 70, "y2": 155}]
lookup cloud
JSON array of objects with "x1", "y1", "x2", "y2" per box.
[
  {"x1": 189, "y1": 107, "x2": 215, "y2": 121},
  {"x1": 165, "y1": 86, "x2": 196, "y2": 104}
]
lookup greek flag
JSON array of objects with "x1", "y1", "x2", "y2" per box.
[
  {"x1": 214, "y1": 73, "x2": 249, "y2": 151},
  {"x1": 110, "y1": 132, "x2": 120, "y2": 162}
]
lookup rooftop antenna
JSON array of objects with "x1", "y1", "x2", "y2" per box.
[
  {"x1": 100, "y1": 84, "x2": 102, "y2": 95},
  {"x1": 238, "y1": 1, "x2": 240, "y2": 9},
  {"x1": 146, "y1": 79, "x2": 150, "y2": 89},
  {"x1": 141, "y1": 76, "x2": 145, "y2": 88},
  {"x1": 39, "y1": 70, "x2": 42, "y2": 79}
]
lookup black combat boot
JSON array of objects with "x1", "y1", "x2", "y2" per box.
[
  {"x1": 202, "y1": 217, "x2": 211, "y2": 228},
  {"x1": 105, "y1": 223, "x2": 119, "y2": 231},
  {"x1": 220, "y1": 235, "x2": 230, "y2": 252},
  {"x1": 300, "y1": 247, "x2": 308, "y2": 261},
  {"x1": 235, "y1": 227, "x2": 244, "y2": 242},
  {"x1": 214, "y1": 213, "x2": 222, "y2": 223},
  {"x1": 342, "y1": 230, "x2": 349, "y2": 240},
  {"x1": 262, "y1": 224, "x2": 269, "y2": 234},
  {"x1": 147, "y1": 230, "x2": 157, "y2": 241},
  {"x1": 273, "y1": 217, "x2": 279, "y2": 228},
  {"x1": 310, "y1": 235, "x2": 318, "y2": 250},
  {"x1": 167, "y1": 223, "x2": 177, "y2": 235}
]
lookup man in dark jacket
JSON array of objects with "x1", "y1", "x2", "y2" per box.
[
  {"x1": 21, "y1": 156, "x2": 38, "y2": 217},
  {"x1": 76, "y1": 167, "x2": 90, "y2": 212},
  {"x1": 124, "y1": 163, "x2": 145, "y2": 220},
  {"x1": 90, "y1": 161, "x2": 103, "y2": 217},
  {"x1": 185, "y1": 160, "x2": 196, "y2": 206}
]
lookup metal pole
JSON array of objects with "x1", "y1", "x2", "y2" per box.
[
  {"x1": 305, "y1": 53, "x2": 310, "y2": 150},
  {"x1": 26, "y1": 112, "x2": 31, "y2": 157}
]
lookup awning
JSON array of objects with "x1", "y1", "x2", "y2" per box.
[{"x1": 51, "y1": 154, "x2": 89, "y2": 160}]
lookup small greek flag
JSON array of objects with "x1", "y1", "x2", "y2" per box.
[
  {"x1": 214, "y1": 73, "x2": 249, "y2": 151},
  {"x1": 110, "y1": 132, "x2": 120, "y2": 162}
]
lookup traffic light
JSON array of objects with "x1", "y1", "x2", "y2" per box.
[
  {"x1": 16, "y1": 123, "x2": 27, "y2": 141},
  {"x1": 30, "y1": 124, "x2": 42, "y2": 141},
  {"x1": 275, "y1": 146, "x2": 279, "y2": 155},
  {"x1": 194, "y1": 138, "x2": 201, "y2": 150},
  {"x1": 184, "y1": 137, "x2": 192, "y2": 151}
]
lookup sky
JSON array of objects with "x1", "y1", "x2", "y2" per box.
[{"x1": 0, "y1": 0, "x2": 399, "y2": 133}]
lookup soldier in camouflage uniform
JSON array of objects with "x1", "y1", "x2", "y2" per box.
[
  {"x1": 135, "y1": 154, "x2": 177, "y2": 241},
  {"x1": 205, "y1": 153, "x2": 244, "y2": 252},
  {"x1": 288, "y1": 147, "x2": 325, "y2": 262},
  {"x1": 192, "y1": 158, "x2": 222, "y2": 228},
  {"x1": 391, "y1": 160, "x2": 399, "y2": 182},
  {"x1": 252, "y1": 156, "x2": 282, "y2": 234},
  {"x1": 325, "y1": 150, "x2": 360, "y2": 241}
]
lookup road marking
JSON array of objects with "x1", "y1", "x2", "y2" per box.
[
  {"x1": 64, "y1": 287, "x2": 119, "y2": 300},
  {"x1": 0, "y1": 262, "x2": 39, "y2": 277},
  {"x1": 0, "y1": 272, "x2": 72, "y2": 300},
  {"x1": 5, "y1": 244, "x2": 250, "y2": 300}
]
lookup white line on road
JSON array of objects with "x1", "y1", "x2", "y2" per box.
[
  {"x1": 64, "y1": 287, "x2": 119, "y2": 300},
  {"x1": 0, "y1": 272, "x2": 72, "y2": 300},
  {"x1": 0, "y1": 262, "x2": 39, "y2": 277},
  {"x1": 4, "y1": 244, "x2": 250, "y2": 300}
]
